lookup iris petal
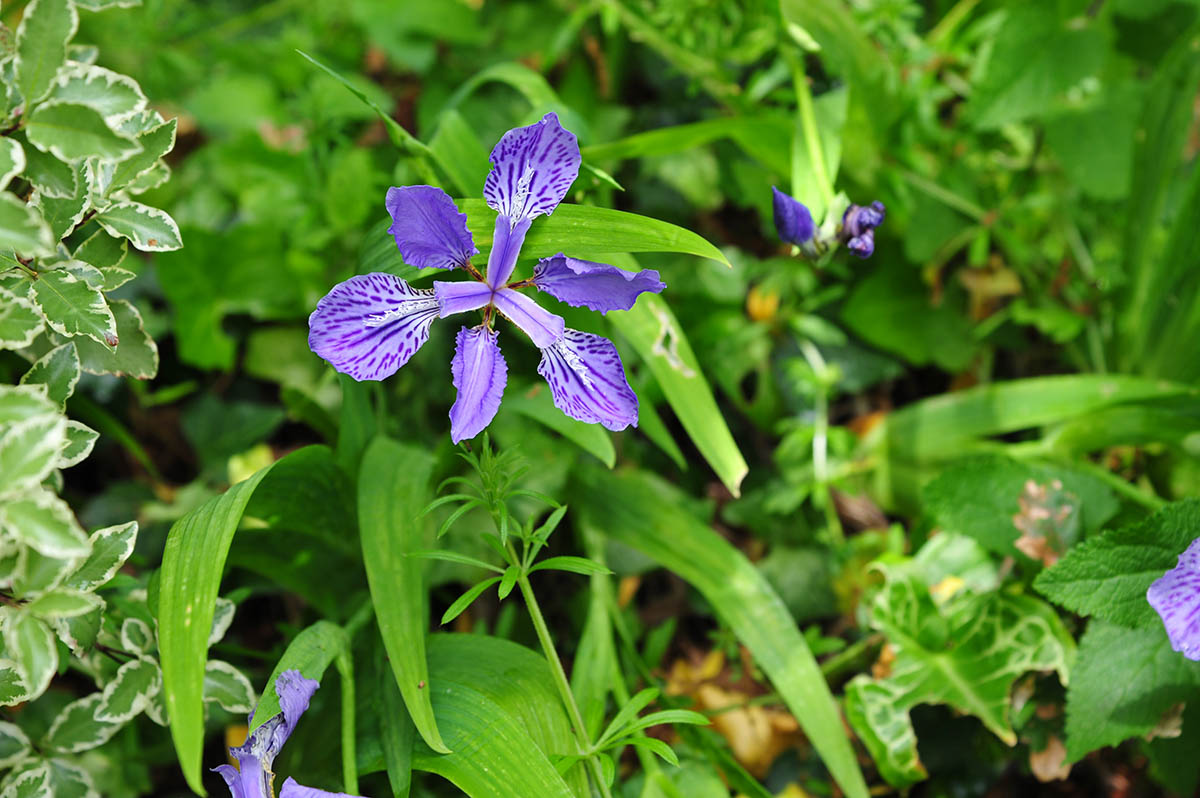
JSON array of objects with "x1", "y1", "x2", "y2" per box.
[
  {"x1": 533, "y1": 254, "x2": 664, "y2": 314},
  {"x1": 435, "y1": 280, "x2": 493, "y2": 318},
  {"x1": 484, "y1": 214, "x2": 531, "y2": 288},
  {"x1": 449, "y1": 327, "x2": 508, "y2": 444},
  {"x1": 278, "y1": 777, "x2": 365, "y2": 798},
  {"x1": 483, "y1": 112, "x2": 580, "y2": 225},
  {"x1": 772, "y1": 187, "x2": 815, "y2": 245},
  {"x1": 492, "y1": 288, "x2": 564, "y2": 348},
  {"x1": 1148, "y1": 538, "x2": 1200, "y2": 660},
  {"x1": 537, "y1": 329, "x2": 638, "y2": 431},
  {"x1": 385, "y1": 185, "x2": 477, "y2": 271}
]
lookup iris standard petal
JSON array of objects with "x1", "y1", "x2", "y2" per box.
[
  {"x1": 491, "y1": 287, "x2": 565, "y2": 348},
  {"x1": 484, "y1": 214, "x2": 532, "y2": 288},
  {"x1": 449, "y1": 327, "x2": 508, "y2": 444},
  {"x1": 385, "y1": 185, "x2": 478, "y2": 270},
  {"x1": 213, "y1": 762, "x2": 262, "y2": 798},
  {"x1": 483, "y1": 112, "x2": 580, "y2": 224},
  {"x1": 532, "y1": 254, "x2": 665, "y2": 314},
  {"x1": 772, "y1": 186, "x2": 815, "y2": 245},
  {"x1": 308, "y1": 273, "x2": 440, "y2": 381},
  {"x1": 276, "y1": 670, "x2": 319, "y2": 744},
  {"x1": 279, "y1": 777, "x2": 365, "y2": 798},
  {"x1": 537, "y1": 329, "x2": 638, "y2": 431},
  {"x1": 435, "y1": 280, "x2": 493, "y2": 318},
  {"x1": 1148, "y1": 538, "x2": 1200, "y2": 660}
]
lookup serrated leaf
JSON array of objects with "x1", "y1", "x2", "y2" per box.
[
  {"x1": 1035, "y1": 500, "x2": 1200, "y2": 628},
  {"x1": 0, "y1": 415, "x2": 67, "y2": 497},
  {"x1": 25, "y1": 588, "x2": 101, "y2": 619},
  {"x1": 120, "y1": 617, "x2": 153, "y2": 654},
  {"x1": 30, "y1": 265, "x2": 117, "y2": 346},
  {"x1": 2, "y1": 490, "x2": 88, "y2": 558},
  {"x1": 202, "y1": 660, "x2": 255, "y2": 714},
  {"x1": 73, "y1": 299, "x2": 157, "y2": 378},
  {"x1": 48, "y1": 64, "x2": 145, "y2": 122},
  {"x1": 96, "y1": 657, "x2": 160, "y2": 722},
  {"x1": 109, "y1": 118, "x2": 174, "y2": 191},
  {"x1": 0, "y1": 722, "x2": 31, "y2": 769},
  {"x1": 39, "y1": 693, "x2": 123, "y2": 753},
  {"x1": 72, "y1": 229, "x2": 126, "y2": 270},
  {"x1": 0, "y1": 287, "x2": 44, "y2": 349},
  {"x1": 0, "y1": 139, "x2": 24, "y2": 189},
  {"x1": 19, "y1": 343, "x2": 80, "y2": 409},
  {"x1": 56, "y1": 420, "x2": 97, "y2": 469},
  {"x1": 0, "y1": 193, "x2": 54, "y2": 257},
  {"x1": 207, "y1": 597, "x2": 233, "y2": 647},
  {"x1": 63, "y1": 521, "x2": 136, "y2": 592},
  {"x1": 25, "y1": 102, "x2": 140, "y2": 163},
  {"x1": 93, "y1": 202, "x2": 180, "y2": 251},
  {"x1": 4, "y1": 611, "x2": 57, "y2": 701},
  {"x1": 14, "y1": 0, "x2": 78, "y2": 109}
]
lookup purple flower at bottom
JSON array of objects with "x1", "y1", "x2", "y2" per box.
[
  {"x1": 213, "y1": 670, "x2": 363, "y2": 798},
  {"x1": 1148, "y1": 538, "x2": 1200, "y2": 660},
  {"x1": 770, "y1": 189, "x2": 886, "y2": 259},
  {"x1": 308, "y1": 113, "x2": 665, "y2": 444}
]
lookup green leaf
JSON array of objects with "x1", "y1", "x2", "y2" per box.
[
  {"x1": 24, "y1": 588, "x2": 101, "y2": 619},
  {"x1": 30, "y1": 266, "x2": 117, "y2": 346},
  {"x1": 440, "y1": 577, "x2": 501, "y2": 625},
  {"x1": 497, "y1": 565, "x2": 519, "y2": 600},
  {"x1": 25, "y1": 101, "x2": 140, "y2": 162},
  {"x1": 529, "y1": 556, "x2": 612, "y2": 576},
  {"x1": 2, "y1": 762, "x2": 50, "y2": 798},
  {"x1": 74, "y1": 299, "x2": 158, "y2": 378},
  {"x1": 0, "y1": 722, "x2": 31, "y2": 769},
  {"x1": 358, "y1": 437, "x2": 449, "y2": 753},
  {"x1": 0, "y1": 138, "x2": 25, "y2": 189},
  {"x1": 1064, "y1": 619, "x2": 1200, "y2": 762},
  {"x1": 429, "y1": 109, "x2": 491, "y2": 195},
  {"x1": 1035, "y1": 500, "x2": 1199, "y2": 628},
  {"x1": 3, "y1": 611, "x2": 57, "y2": 701},
  {"x1": 0, "y1": 662, "x2": 25, "y2": 707},
  {"x1": 120, "y1": 617, "x2": 154, "y2": 654},
  {"x1": 31, "y1": 175, "x2": 87, "y2": 241},
  {"x1": 575, "y1": 467, "x2": 869, "y2": 798},
  {"x1": 96, "y1": 657, "x2": 160, "y2": 723},
  {"x1": 203, "y1": 660, "x2": 255, "y2": 714},
  {"x1": 64, "y1": 521, "x2": 137, "y2": 591},
  {"x1": 248, "y1": 620, "x2": 347, "y2": 733},
  {"x1": 40, "y1": 693, "x2": 123, "y2": 753},
  {"x1": 74, "y1": 0, "x2": 143, "y2": 10},
  {"x1": 582, "y1": 115, "x2": 791, "y2": 176},
  {"x1": 52, "y1": 605, "x2": 101, "y2": 656},
  {"x1": 407, "y1": 550, "x2": 504, "y2": 573},
  {"x1": 3, "y1": 490, "x2": 88, "y2": 558},
  {"x1": 0, "y1": 193, "x2": 54, "y2": 257},
  {"x1": 47, "y1": 63, "x2": 145, "y2": 121},
  {"x1": 56, "y1": 420, "x2": 97, "y2": 469},
  {"x1": 0, "y1": 384, "x2": 58, "y2": 424},
  {"x1": 503, "y1": 386, "x2": 615, "y2": 468},
  {"x1": 72, "y1": 229, "x2": 127, "y2": 270},
  {"x1": 0, "y1": 413, "x2": 66, "y2": 496},
  {"x1": 109, "y1": 117, "x2": 175, "y2": 191},
  {"x1": 94, "y1": 202, "x2": 181, "y2": 251},
  {"x1": 20, "y1": 343, "x2": 80, "y2": 409},
  {"x1": 14, "y1": 0, "x2": 78, "y2": 109},
  {"x1": 378, "y1": 651, "x2": 415, "y2": 798},
  {"x1": 17, "y1": 131, "x2": 78, "y2": 197},
  {"x1": 0, "y1": 287, "x2": 45, "y2": 349},
  {"x1": 606, "y1": 288, "x2": 747, "y2": 496}
]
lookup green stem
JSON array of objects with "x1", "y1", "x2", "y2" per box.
[
  {"x1": 800, "y1": 341, "x2": 843, "y2": 544},
  {"x1": 335, "y1": 647, "x2": 359, "y2": 795},
  {"x1": 899, "y1": 168, "x2": 989, "y2": 222},
  {"x1": 787, "y1": 51, "x2": 834, "y2": 212}
]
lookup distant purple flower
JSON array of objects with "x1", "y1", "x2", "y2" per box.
[
  {"x1": 309, "y1": 113, "x2": 665, "y2": 443},
  {"x1": 770, "y1": 188, "x2": 885, "y2": 259},
  {"x1": 842, "y1": 200, "x2": 886, "y2": 258},
  {"x1": 1148, "y1": 538, "x2": 1200, "y2": 660},
  {"x1": 214, "y1": 670, "x2": 362, "y2": 798},
  {"x1": 772, "y1": 187, "x2": 814, "y2": 247}
]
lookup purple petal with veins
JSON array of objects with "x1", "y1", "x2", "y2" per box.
[
  {"x1": 537, "y1": 329, "x2": 638, "y2": 431},
  {"x1": 450, "y1": 327, "x2": 508, "y2": 444},
  {"x1": 435, "y1": 280, "x2": 493, "y2": 318},
  {"x1": 485, "y1": 214, "x2": 532, "y2": 289},
  {"x1": 279, "y1": 777, "x2": 365, "y2": 798},
  {"x1": 492, "y1": 287, "x2": 564, "y2": 348},
  {"x1": 533, "y1": 254, "x2": 664, "y2": 314},
  {"x1": 483, "y1": 112, "x2": 580, "y2": 225},
  {"x1": 385, "y1": 186, "x2": 477, "y2": 270},
  {"x1": 1148, "y1": 538, "x2": 1200, "y2": 660},
  {"x1": 308, "y1": 273, "x2": 440, "y2": 381}
]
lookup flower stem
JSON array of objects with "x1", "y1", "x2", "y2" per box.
[
  {"x1": 787, "y1": 51, "x2": 834, "y2": 213},
  {"x1": 800, "y1": 340, "x2": 843, "y2": 545}
]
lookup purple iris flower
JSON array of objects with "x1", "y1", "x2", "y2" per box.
[
  {"x1": 842, "y1": 200, "x2": 886, "y2": 258},
  {"x1": 308, "y1": 113, "x2": 665, "y2": 443},
  {"x1": 771, "y1": 187, "x2": 885, "y2": 259},
  {"x1": 1147, "y1": 538, "x2": 1200, "y2": 660},
  {"x1": 213, "y1": 670, "x2": 362, "y2": 798}
]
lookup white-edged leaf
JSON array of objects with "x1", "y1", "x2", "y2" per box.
[
  {"x1": 12, "y1": 548, "x2": 80, "y2": 598},
  {"x1": 74, "y1": 0, "x2": 142, "y2": 9},
  {"x1": 95, "y1": 657, "x2": 160, "y2": 723},
  {"x1": 119, "y1": 617, "x2": 153, "y2": 654},
  {"x1": 2, "y1": 490, "x2": 89, "y2": 558},
  {"x1": 39, "y1": 693, "x2": 123, "y2": 753},
  {"x1": 0, "y1": 761, "x2": 51, "y2": 798},
  {"x1": 44, "y1": 758, "x2": 98, "y2": 798},
  {"x1": 0, "y1": 385, "x2": 58, "y2": 424},
  {"x1": 25, "y1": 102, "x2": 140, "y2": 163},
  {"x1": 74, "y1": 299, "x2": 156, "y2": 378},
  {"x1": 56, "y1": 420, "x2": 97, "y2": 469},
  {"x1": 30, "y1": 265, "x2": 117, "y2": 346},
  {"x1": 61, "y1": 261, "x2": 105, "y2": 288},
  {"x1": 17, "y1": 133, "x2": 77, "y2": 197},
  {"x1": 19, "y1": 343, "x2": 80, "y2": 409},
  {"x1": 143, "y1": 685, "x2": 166, "y2": 726},
  {"x1": 0, "y1": 661, "x2": 25, "y2": 707},
  {"x1": 0, "y1": 287, "x2": 45, "y2": 351},
  {"x1": 123, "y1": 157, "x2": 169, "y2": 194},
  {"x1": 48, "y1": 64, "x2": 145, "y2": 122},
  {"x1": 14, "y1": 0, "x2": 78, "y2": 109},
  {"x1": 0, "y1": 722, "x2": 31, "y2": 769},
  {"x1": 51, "y1": 606, "x2": 100, "y2": 657},
  {"x1": 0, "y1": 194, "x2": 54, "y2": 257},
  {"x1": 3, "y1": 611, "x2": 57, "y2": 701},
  {"x1": 63, "y1": 521, "x2": 136, "y2": 592},
  {"x1": 0, "y1": 415, "x2": 67, "y2": 496},
  {"x1": 82, "y1": 157, "x2": 113, "y2": 200},
  {"x1": 202, "y1": 660, "x2": 255, "y2": 714},
  {"x1": 72, "y1": 229, "x2": 127, "y2": 270},
  {"x1": 97, "y1": 265, "x2": 134, "y2": 290},
  {"x1": 109, "y1": 118, "x2": 174, "y2": 190},
  {"x1": 0, "y1": 139, "x2": 24, "y2": 189},
  {"x1": 30, "y1": 184, "x2": 87, "y2": 241},
  {"x1": 208, "y1": 597, "x2": 234, "y2": 647},
  {"x1": 94, "y1": 202, "x2": 180, "y2": 251},
  {"x1": 112, "y1": 107, "x2": 163, "y2": 137},
  {"x1": 24, "y1": 588, "x2": 101, "y2": 620}
]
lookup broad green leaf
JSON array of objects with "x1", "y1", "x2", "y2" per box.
[
  {"x1": 109, "y1": 118, "x2": 175, "y2": 190},
  {"x1": 378, "y1": 651, "x2": 415, "y2": 798},
  {"x1": 40, "y1": 693, "x2": 123, "y2": 753},
  {"x1": 24, "y1": 588, "x2": 101, "y2": 619},
  {"x1": 74, "y1": 0, "x2": 143, "y2": 9},
  {"x1": 0, "y1": 722, "x2": 31, "y2": 769},
  {"x1": 17, "y1": 131, "x2": 78, "y2": 197},
  {"x1": 64, "y1": 521, "x2": 137, "y2": 591},
  {"x1": 0, "y1": 414, "x2": 66, "y2": 496},
  {"x1": 30, "y1": 265, "x2": 117, "y2": 346},
  {"x1": 0, "y1": 138, "x2": 24, "y2": 189},
  {"x1": 2, "y1": 763, "x2": 50, "y2": 798},
  {"x1": 0, "y1": 287, "x2": 44, "y2": 349},
  {"x1": 56, "y1": 419, "x2": 97, "y2": 468},
  {"x1": 0, "y1": 384, "x2": 58, "y2": 424},
  {"x1": 96, "y1": 657, "x2": 160, "y2": 723},
  {"x1": 94, "y1": 202, "x2": 182, "y2": 251},
  {"x1": 74, "y1": 299, "x2": 158, "y2": 378},
  {"x1": 43, "y1": 759, "x2": 98, "y2": 798},
  {"x1": 3, "y1": 490, "x2": 88, "y2": 558},
  {"x1": 1035, "y1": 501, "x2": 1199, "y2": 628},
  {"x1": 52, "y1": 605, "x2": 102, "y2": 656},
  {"x1": 442, "y1": 61, "x2": 564, "y2": 116},
  {"x1": 358, "y1": 437, "x2": 449, "y2": 753},
  {"x1": 242, "y1": 444, "x2": 358, "y2": 556},
  {"x1": 48, "y1": 64, "x2": 146, "y2": 121},
  {"x1": 72, "y1": 229, "x2": 127, "y2": 270},
  {"x1": 32, "y1": 180, "x2": 87, "y2": 241},
  {"x1": 0, "y1": 662, "x2": 23, "y2": 707},
  {"x1": 203, "y1": 660, "x2": 255, "y2": 714},
  {"x1": 1064, "y1": 620, "x2": 1200, "y2": 762},
  {"x1": 429, "y1": 109, "x2": 491, "y2": 195},
  {"x1": 249, "y1": 619, "x2": 347, "y2": 733},
  {"x1": 575, "y1": 467, "x2": 869, "y2": 798},
  {"x1": 20, "y1": 343, "x2": 80, "y2": 409},
  {"x1": 529, "y1": 556, "x2": 612, "y2": 576},
  {"x1": 13, "y1": 548, "x2": 81, "y2": 597},
  {"x1": 0, "y1": 193, "x2": 54, "y2": 257},
  {"x1": 504, "y1": 386, "x2": 615, "y2": 468},
  {"x1": 14, "y1": 0, "x2": 78, "y2": 109},
  {"x1": 582, "y1": 114, "x2": 791, "y2": 177},
  {"x1": 25, "y1": 101, "x2": 140, "y2": 162},
  {"x1": 3, "y1": 611, "x2": 57, "y2": 701},
  {"x1": 607, "y1": 288, "x2": 747, "y2": 496}
]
